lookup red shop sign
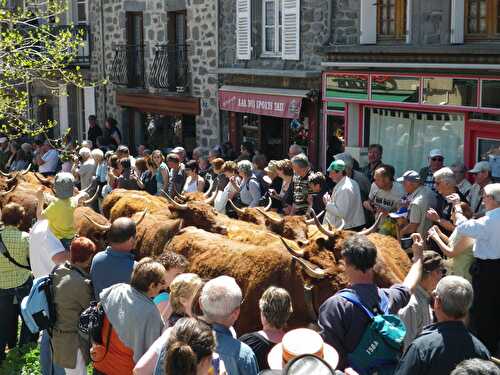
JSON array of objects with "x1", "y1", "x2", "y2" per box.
[{"x1": 218, "y1": 90, "x2": 303, "y2": 119}]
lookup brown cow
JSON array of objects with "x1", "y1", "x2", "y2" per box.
[
  {"x1": 74, "y1": 206, "x2": 111, "y2": 251},
  {"x1": 167, "y1": 225, "x2": 410, "y2": 335}
]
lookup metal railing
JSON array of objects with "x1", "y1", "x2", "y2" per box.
[
  {"x1": 149, "y1": 44, "x2": 189, "y2": 93},
  {"x1": 109, "y1": 44, "x2": 145, "y2": 87}
]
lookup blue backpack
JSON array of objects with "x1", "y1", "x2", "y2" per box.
[
  {"x1": 338, "y1": 290, "x2": 406, "y2": 375},
  {"x1": 21, "y1": 272, "x2": 57, "y2": 335}
]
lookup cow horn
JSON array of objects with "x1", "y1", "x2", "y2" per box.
[
  {"x1": 292, "y1": 255, "x2": 327, "y2": 279},
  {"x1": 261, "y1": 196, "x2": 272, "y2": 212},
  {"x1": 133, "y1": 209, "x2": 148, "y2": 226},
  {"x1": 280, "y1": 237, "x2": 305, "y2": 258},
  {"x1": 256, "y1": 208, "x2": 284, "y2": 226},
  {"x1": 172, "y1": 183, "x2": 187, "y2": 201},
  {"x1": 34, "y1": 172, "x2": 51, "y2": 185},
  {"x1": 305, "y1": 210, "x2": 324, "y2": 225},
  {"x1": 161, "y1": 190, "x2": 188, "y2": 210},
  {"x1": 20, "y1": 164, "x2": 31, "y2": 175},
  {"x1": 80, "y1": 177, "x2": 96, "y2": 194},
  {"x1": 83, "y1": 186, "x2": 100, "y2": 206},
  {"x1": 228, "y1": 199, "x2": 245, "y2": 216},
  {"x1": 204, "y1": 190, "x2": 217, "y2": 205},
  {"x1": 0, "y1": 184, "x2": 16, "y2": 196},
  {"x1": 359, "y1": 212, "x2": 383, "y2": 236},
  {"x1": 83, "y1": 214, "x2": 111, "y2": 231},
  {"x1": 5, "y1": 175, "x2": 18, "y2": 184},
  {"x1": 309, "y1": 208, "x2": 343, "y2": 238},
  {"x1": 203, "y1": 178, "x2": 215, "y2": 198},
  {"x1": 0, "y1": 170, "x2": 11, "y2": 177}
]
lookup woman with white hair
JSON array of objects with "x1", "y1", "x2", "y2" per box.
[
  {"x1": 230, "y1": 159, "x2": 262, "y2": 207},
  {"x1": 72, "y1": 147, "x2": 96, "y2": 190}
]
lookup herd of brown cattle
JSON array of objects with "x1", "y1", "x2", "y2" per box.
[{"x1": 0, "y1": 170, "x2": 411, "y2": 334}]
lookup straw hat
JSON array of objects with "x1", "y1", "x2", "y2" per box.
[{"x1": 267, "y1": 328, "x2": 339, "y2": 370}]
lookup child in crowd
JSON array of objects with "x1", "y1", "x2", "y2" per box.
[
  {"x1": 153, "y1": 251, "x2": 188, "y2": 320},
  {"x1": 308, "y1": 171, "x2": 327, "y2": 216},
  {"x1": 36, "y1": 172, "x2": 87, "y2": 250}
]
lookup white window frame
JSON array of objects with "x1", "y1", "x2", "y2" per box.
[{"x1": 262, "y1": 0, "x2": 282, "y2": 57}]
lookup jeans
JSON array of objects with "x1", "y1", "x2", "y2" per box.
[
  {"x1": 40, "y1": 330, "x2": 66, "y2": 375},
  {"x1": 0, "y1": 277, "x2": 38, "y2": 363}
]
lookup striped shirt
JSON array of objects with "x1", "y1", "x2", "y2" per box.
[{"x1": 0, "y1": 226, "x2": 31, "y2": 289}]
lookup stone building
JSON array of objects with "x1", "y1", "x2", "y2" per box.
[
  {"x1": 322, "y1": 0, "x2": 500, "y2": 175},
  {"x1": 88, "y1": 0, "x2": 218, "y2": 152},
  {"x1": 216, "y1": 0, "x2": 330, "y2": 165}
]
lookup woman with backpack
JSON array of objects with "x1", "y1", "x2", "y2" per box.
[
  {"x1": 230, "y1": 160, "x2": 262, "y2": 207},
  {"x1": 51, "y1": 237, "x2": 96, "y2": 375},
  {"x1": 0, "y1": 203, "x2": 37, "y2": 365}
]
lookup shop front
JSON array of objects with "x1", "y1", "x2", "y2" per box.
[
  {"x1": 321, "y1": 72, "x2": 500, "y2": 176},
  {"x1": 116, "y1": 92, "x2": 200, "y2": 153},
  {"x1": 218, "y1": 86, "x2": 319, "y2": 165}
]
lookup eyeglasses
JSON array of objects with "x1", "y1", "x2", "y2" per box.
[{"x1": 431, "y1": 157, "x2": 444, "y2": 162}]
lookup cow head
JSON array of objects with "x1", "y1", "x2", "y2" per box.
[{"x1": 162, "y1": 192, "x2": 228, "y2": 235}]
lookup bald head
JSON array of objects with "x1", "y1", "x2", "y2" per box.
[{"x1": 107, "y1": 217, "x2": 136, "y2": 246}]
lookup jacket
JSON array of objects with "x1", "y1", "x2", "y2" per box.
[{"x1": 51, "y1": 262, "x2": 93, "y2": 369}]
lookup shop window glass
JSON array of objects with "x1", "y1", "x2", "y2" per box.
[
  {"x1": 481, "y1": 80, "x2": 500, "y2": 108},
  {"x1": 371, "y1": 76, "x2": 419, "y2": 103},
  {"x1": 325, "y1": 74, "x2": 368, "y2": 101},
  {"x1": 368, "y1": 108, "x2": 464, "y2": 176},
  {"x1": 422, "y1": 78, "x2": 478, "y2": 107}
]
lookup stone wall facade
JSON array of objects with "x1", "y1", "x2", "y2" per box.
[
  {"x1": 218, "y1": 0, "x2": 329, "y2": 71},
  {"x1": 89, "y1": 0, "x2": 218, "y2": 149}
]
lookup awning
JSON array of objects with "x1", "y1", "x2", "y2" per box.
[
  {"x1": 218, "y1": 85, "x2": 310, "y2": 119},
  {"x1": 116, "y1": 92, "x2": 200, "y2": 116}
]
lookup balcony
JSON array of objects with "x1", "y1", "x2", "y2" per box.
[
  {"x1": 149, "y1": 44, "x2": 189, "y2": 93},
  {"x1": 109, "y1": 44, "x2": 145, "y2": 88}
]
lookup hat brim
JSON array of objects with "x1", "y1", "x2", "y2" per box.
[
  {"x1": 267, "y1": 342, "x2": 339, "y2": 370},
  {"x1": 389, "y1": 212, "x2": 407, "y2": 218},
  {"x1": 468, "y1": 168, "x2": 481, "y2": 173}
]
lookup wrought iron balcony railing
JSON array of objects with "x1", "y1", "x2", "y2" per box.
[
  {"x1": 149, "y1": 44, "x2": 189, "y2": 93},
  {"x1": 109, "y1": 44, "x2": 145, "y2": 88}
]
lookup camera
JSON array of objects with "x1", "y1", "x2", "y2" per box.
[{"x1": 400, "y1": 237, "x2": 414, "y2": 250}]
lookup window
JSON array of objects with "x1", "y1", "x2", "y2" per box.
[
  {"x1": 263, "y1": 0, "x2": 282, "y2": 55},
  {"x1": 76, "y1": 0, "x2": 88, "y2": 24},
  {"x1": 465, "y1": 0, "x2": 500, "y2": 37},
  {"x1": 377, "y1": 0, "x2": 406, "y2": 39}
]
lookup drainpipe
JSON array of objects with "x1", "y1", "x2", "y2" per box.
[{"x1": 100, "y1": 0, "x2": 107, "y2": 119}]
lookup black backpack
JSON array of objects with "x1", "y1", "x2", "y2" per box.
[{"x1": 78, "y1": 301, "x2": 112, "y2": 363}]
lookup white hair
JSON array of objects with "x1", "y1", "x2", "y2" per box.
[
  {"x1": 237, "y1": 160, "x2": 253, "y2": 176},
  {"x1": 484, "y1": 183, "x2": 500, "y2": 204},
  {"x1": 433, "y1": 167, "x2": 456, "y2": 186},
  {"x1": 334, "y1": 152, "x2": 354, "y2": 170},
  {"x1": 78, "y1": 147, "x2": 91, "y2": 159},
  {"x1": 91, "y1": 148, "x2": 104, "y2": 161},
  {"x1": 200, "y1": 276, "x2": 242, "y2": 322},
  {"x1": 291, "y1": 153, "x2": 309, "y2": 169},
  {"x1": 289, "y1": 144, "x2": 303, "y2": 155},
  {"x1": 81, "y1": 140, "x2": 93, "y2": 149},
  {"x1": 436, "y1": 276, "x2": 473, "y2": 319}
]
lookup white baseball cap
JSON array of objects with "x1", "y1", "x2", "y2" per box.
[
  {"x1": 429, "y1": 149, "x2": 443, "y2": 158},
  {"x1": 469, "y1": 161, "x2": 491, "y2": 174}
]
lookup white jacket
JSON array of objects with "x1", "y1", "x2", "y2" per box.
[{"x1": 323, "y1": 176, "x2": 366, "y2": 229}]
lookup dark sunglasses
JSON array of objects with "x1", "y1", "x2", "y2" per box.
[{"x1": 431, "y1": 157, "x2": 443, "y2": 162}]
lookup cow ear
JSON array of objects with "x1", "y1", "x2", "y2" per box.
[{"x1": 316, "y1": 237, "x2": 326, "y2": 248}]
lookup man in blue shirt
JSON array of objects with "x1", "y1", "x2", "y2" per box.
[
  {"x1": 90, "y1": 217, "x2": 137, "y2": 298},
  {"x1": 200, "y1": 276, "x2": 259, "y2": 375}
]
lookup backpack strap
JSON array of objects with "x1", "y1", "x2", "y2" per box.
[
  {"x1": 338, "y1": 291, "x2": 375, "y2": 320},
  {"x1": 378, "y1": 289, "x2": 390, "y2": 315},
  {"x1": 0, "y1": 232, "x2": 31, "y2": 271}
]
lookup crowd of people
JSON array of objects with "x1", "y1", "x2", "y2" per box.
[{"x1": 0, "y1": 115, "x2": 500, "y2": 374}]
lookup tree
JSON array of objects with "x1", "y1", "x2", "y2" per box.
[{"x1": 0, "y1": 0, "x2": 91, "y2": 139}]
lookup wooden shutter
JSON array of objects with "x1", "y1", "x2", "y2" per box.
[
  {"x1": 236, "y1": 0, "x2": 251, "y2": 60},
  {"x1": 451, "y1": 0, "x2": 465, "y2": 44},
  {"x1": 282, "y1": 0, "x2": 300, "y2": 60},
  {"x1": 360, "y1": 0, "x2": 377, "y2": 44},
  {"x1": 406, "y1": 0, "x2": 412, "y2": 43},
  {"x1": 83, "y1": 87, "x2": 96, "y2": 138}
]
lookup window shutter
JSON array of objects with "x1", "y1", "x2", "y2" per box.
[
  {"x1": 360, "y1": 0, "x2": 377, "y2": 44},
  {"x1": 236, "y1": 0, "x2": 251, "y2": 60},
  {"x1": 406, "y1": 0, "x2": 412, "y2": 43},
  {"x1": 282, "y1": 0, "x2": 300, "y2": 60},
  {"x1": 450, "y1": 0, "x2": 465, "y2": 44}
]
